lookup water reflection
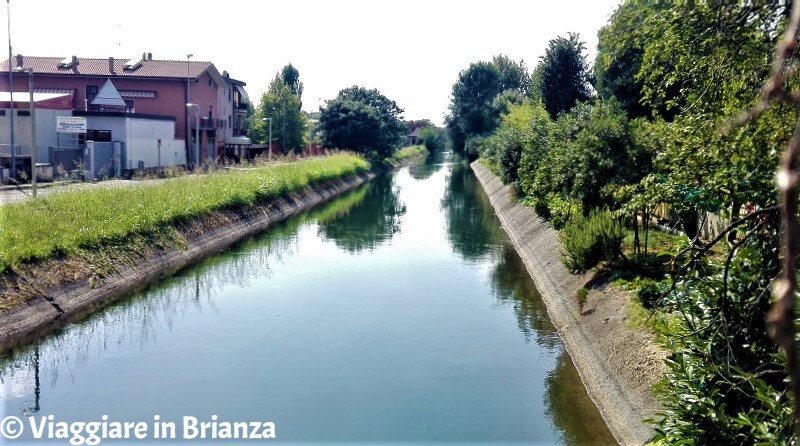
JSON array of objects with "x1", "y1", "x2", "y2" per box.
[
  {"x1": 408, "y1": 150, "x2": 445, "y2": 181},
  {"x1": 1, "y1": 159, "x2": 615, "y2": 444},
  {"x1": 490, "y1": 243, "x2": 561, "y2": 349},
  {"x1": 441, "y1": 162, "x2": 502, "y2": 262},
  {"x1": 546, "y1": 352, "x2": 618, "y2": 445},
  {"x1": 317, "y1": 174, "x2": 406, "y2": 253}
]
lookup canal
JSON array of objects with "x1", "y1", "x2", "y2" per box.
[{"x1": 1, "y1": 154, "x2": 614, "y2": 444}]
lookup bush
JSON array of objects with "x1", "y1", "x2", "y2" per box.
[
  {"x1": 576, "y1": 287, "x2": 589, "y2": 312},
  {"x1": 636, "y1": 278, "x2": 664, "y2": 309},
  {"x1": 559, "y1": 208, "x2": 625, "y2": 273}
]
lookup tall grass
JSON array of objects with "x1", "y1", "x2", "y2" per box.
[
  {"x1": 0, "y1": 155, "x2": 369, "y2": 270},
  {"x1": 385, "y1": 145, "x2": 427, "y2": 164}
]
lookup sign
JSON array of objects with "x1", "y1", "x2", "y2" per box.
[{"x1": 56, "y1": 116, "x2": 87, "y2": 133}]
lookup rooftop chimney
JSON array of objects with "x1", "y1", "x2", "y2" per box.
[
  {"x1": 15, "y1": 54, "x2": 22, "y2": 68},
  {"x1": 71, "y1": 55, "x2": 78, "y2": 67},
  {"x1": 147, "y1": 52, "x2": 152, "y2": 60},
  {"x1": 109, "y1": 57, "x2": 115, "y2": 74}
]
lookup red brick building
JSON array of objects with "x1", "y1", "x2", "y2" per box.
[{"x1": 0, "y1": 53, "x2": 250, "y2": 164}]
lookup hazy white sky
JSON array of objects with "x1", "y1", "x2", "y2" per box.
[{"x1": 5, "y1": 0, "x2": 622, "y2": 125}]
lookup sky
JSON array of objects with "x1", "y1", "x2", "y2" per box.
[{"x1": 4, "y1": 0, "x2": 622, "y2": 126}]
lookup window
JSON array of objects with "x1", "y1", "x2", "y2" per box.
[
  {"x1": 17, "y1": 110, "x2": 30, "y2": 117},
  {"x1": 0, "y1": 110, "x2": 6, "y2": 116},
  {"x1": 86, "y1": 85, "x2": 99, "y2": 105},
  {"x1": 85, "y1": 129, "x2": 112, "y2": 142},
  {"x1": 208, "y1": 105, "x2": 213, "y2": 121},
  {"x1": 124, "y1": 99, "x2": 135, "y2": 112},
  {"x1": 228, "y1": 115, "x2": 232, "y2": 129}
]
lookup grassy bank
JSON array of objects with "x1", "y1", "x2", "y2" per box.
[
  {"x1": 0, "y1": 155, "x2": 369, "y2": 271},
  {"x1": 385, "y1": 145, "x2": 427, "y2": 164}
]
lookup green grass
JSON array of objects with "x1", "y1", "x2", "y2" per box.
[
  {"x1": 385, "y1": 145, "x2": 427, "y2": 164},
  {"x1": 0, "y1": 154, "x2": 369, "y2": 271}
]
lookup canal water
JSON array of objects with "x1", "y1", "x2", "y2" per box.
[{"x1": 0, "y1": 153, "x2": 615, "y2": 444}]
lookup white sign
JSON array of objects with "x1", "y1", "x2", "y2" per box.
[{"x1": 56, "y1": 116, "x2": 87, "y2": 133}]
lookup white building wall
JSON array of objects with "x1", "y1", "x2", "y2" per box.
[
  {"x1": 126, "y1": 118, "x2": 185, "y2": 168},
  {"x1": 0, "y1": 109, "x2": 72, "y2": 163}
]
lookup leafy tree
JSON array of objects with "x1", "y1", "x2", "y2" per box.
[
  {"x1": 318, "y1": 86, "x2": 406, "y2": 160},
  {"x1": 492, "y1": 54, "x2": 531, "y2": 96},
  {"x1": 280, "y1": 63, "x2": 304, "y2": 102},
  {"x1": 419, "y1": 125, "x2": 446, "y2": 153},
  {"x1": 535, "y1": 33, "x2": 591, "y2": 119},
  {"x1": 482, "y1": 101, "x2": 548, "y2": 185},
  {"x1": 446, "y1": 55, "x2": 530, "y2": 158},
  {"x1": 447, "y1": 61, "x2": 502, "y2": 146},
  {"x1": 594, "y1": 2, "x2": 658, "y2": 119},
  {"x1": 406, "y1": 119, "x2": 434, "y2": 133},
  {"x1": 254, "y1": 76, "x2": 307, "y2": 153}
]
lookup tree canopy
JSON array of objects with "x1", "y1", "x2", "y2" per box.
[
  {"x1": 446, "y1": 55, "x2": 530, "y2": 158},
  {"x1": 534, "y1": 33, "x2": 591, "y2": 119},
  {"x1": 251, "y1": 73, "x2": 307, "y2": 153},
  {"x1": 318, "y1": 86, "x2": 406, "y2": 160}
]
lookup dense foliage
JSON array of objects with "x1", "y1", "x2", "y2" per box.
[
  {"x1": 251, "y1": 66, "x2": 308, "y2": 153},
  {"x1": 451, "y1": 2, "x2": 799, "y2": 442},
  {"x1": 319, "y1": 86, "x2": 406, "y2": 161},
  {"x1": 535, "y1": 33, "x2": 592, "y2": 120},
  {"x1": 445, "y1": 56, "x2": 530, "y2": 159},
  {"x1": 559, "y1": 208, "x2": 625, "y2": 274}
]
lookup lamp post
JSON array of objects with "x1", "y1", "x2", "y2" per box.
[
  {"x1": 186, "y1": 54, "x2": 193, "y2": 169},
  {"x1": 6, "y1": 0, "x2": 16, "y2": 178},
  {"x1": 186, "y1": 103, "x2": 199, "y2": 168},
  {"x1": 13, "y1": 67, "x2": 34, "y2": 196},
  {"x1": 262, "y1": 117, "x2": 272, "y2": 161}
]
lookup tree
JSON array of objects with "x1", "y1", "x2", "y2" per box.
[
  {"x1": 254, "y1": 75, "x2": 307, "y2": 153},
  {"x1": 493, "y1": 54, "x2": 531, "y2": 96},
  {"x1": 318, "y1": 86, "x2": 406, "y2": 160},
  {"x1": 594, "y1": 2, "x2": 656, "y2": 119},
  {"x1": 446, "y1": 61, "x2": 501, "y2": 157},
  {"x1": 419, "y1": 126, "x2": 446, "y2": 153},
  {"x1": 280, "y1": 63, "x2": 304, "y2": 102},
  {"x1": 535, "y1": 33, "x2": 591, "y2": 119}
]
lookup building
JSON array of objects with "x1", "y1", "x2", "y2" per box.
[{"x1": 0, "y1": 53, "x2": 250, "y2": 177}]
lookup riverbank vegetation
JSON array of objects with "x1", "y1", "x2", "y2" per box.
[
  {"x1": 385, "y1": 145, "x2": 427, "y2": 165},
  {"x1": 0, "y1": 155, "x2": 368, "y2": 272},
  {"x1": 447, "y1": 3, "x2": 798, "y2": 443}
]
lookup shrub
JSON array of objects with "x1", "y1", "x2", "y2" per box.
[
  {"x1": 636, "y1": 278, "x2": 663, "y2": 309},
  {"x1": 576, "y1": 287, "x2": 589, "y2": 312},
  {"x1": 559, "y1": 208, "x2": 625, "y2": 273}
]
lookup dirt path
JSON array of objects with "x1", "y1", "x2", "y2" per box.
[{"x1": 471, "y1": 162, "x2": 666, "y2": 446}]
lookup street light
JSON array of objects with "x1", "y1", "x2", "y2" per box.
[
  {"x1": 6, "y1": 0, "x2": 16, "y2": 179},
  {"x1": 13, "y1": 66, "x2": 35, "y2": 197},
  {"x1": 262, "y1": 117, "x2": 272, "y2": 161},
  {"x1": 186, "y1": 54, "x2": 193, "y2": 169},
  {"x1": 186, "y1": 103, "x2": 199, "y2": 169}
]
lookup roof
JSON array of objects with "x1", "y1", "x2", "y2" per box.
[
  {"x1": 0, "y1": 56, "x2": 213, "y2": 80},
  {"x1": 91, "y1": 79, "x2": 126, "y2": 107}
]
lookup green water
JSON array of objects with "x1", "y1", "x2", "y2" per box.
[{"x1": 0, "y1": 153, "x2": 615, "y2": 444}]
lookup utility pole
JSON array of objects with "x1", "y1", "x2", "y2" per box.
[
  {"x1": 283, "y1": 91, "x2": 286, "y2": 153},
  {"x1": 7, "y1": 0, "x2": 16, "y2": 179}
]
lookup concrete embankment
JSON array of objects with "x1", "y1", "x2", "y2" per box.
[
  {"x1": 471, "y1": 161, "x2": 665, "y2": 446},
  {"x1": 0, "y1": 170, "x2": 376, "y2": 352}
]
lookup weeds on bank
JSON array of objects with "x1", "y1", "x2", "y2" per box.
[
  {"x1": 384, "y1": 145, "x2": 427, "y2": 164},
  {"x1": 0, "y1": 155, "x2": 369, "y2": 271}
]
